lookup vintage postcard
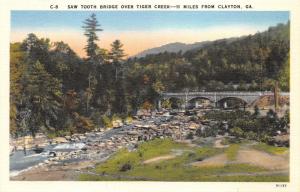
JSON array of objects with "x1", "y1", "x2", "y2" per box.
[{"x1": 0, "y1": 0, "x2": 299, "y2": 191}]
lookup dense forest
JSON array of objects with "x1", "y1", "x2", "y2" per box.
[
  {"x1": 129, "y1": 21, "x2": 289, "y2": 92},
  {"x1": 10, "y1": 14, "x2": 290, "y2": 137}
]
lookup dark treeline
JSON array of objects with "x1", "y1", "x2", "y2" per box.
[{"x1": 10, "y1": 14, "x2": 289, "y2": 137}]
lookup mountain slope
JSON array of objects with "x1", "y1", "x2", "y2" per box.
[
  {"x1": 128, "y1": 22, "x2": 290, "y2": 91},
  {"x1": 134, "y1": 41, "x2": 211, "y2": 58}
]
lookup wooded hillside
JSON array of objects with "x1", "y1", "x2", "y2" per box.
[{"x1": 10, "y1": 14, "x2": 289, "y2": 137}]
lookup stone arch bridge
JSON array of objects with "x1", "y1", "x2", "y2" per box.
[{"x1": 159, "y1": 91, "x2": 289, "y2": 109}]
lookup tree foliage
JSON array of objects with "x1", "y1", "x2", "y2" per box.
[
  {"x1": 9, "y1": 17, "x2": 290, "y2": 137},
  {"x1": 82, "y1": 13, "x2": 103, "y2": 60}
]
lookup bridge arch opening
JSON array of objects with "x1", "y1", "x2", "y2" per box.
[
  {"x1": 187, "y1": 97, "x2": 214, "y2": 109},
  {"x1": 217, "y1": 97, "x2": 248, "y2": 109}
]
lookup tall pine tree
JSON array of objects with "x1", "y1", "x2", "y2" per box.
[
  {"x1": 110, "y1": 40, "x2": 126, "y2": 80},
  {"x1": 110, "y1": 40, "x2": 128, "y2": 114},
  {"x1": 82, "y1": 14, "x2": 103, "y2": 114},
  {"x1": 82, "y1": 13, "x2": 102, "y2": 61},
  {"x1": 23, "y1": 61, "x2": 62, "y2": 136}
]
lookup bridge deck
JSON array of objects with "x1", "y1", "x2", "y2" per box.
[
  {"x1": 160, "y1": 91, "x2": 289, "y2": 105},
  {"x1": 162, "y1": 91, "x2": 289, "y2": 96}
]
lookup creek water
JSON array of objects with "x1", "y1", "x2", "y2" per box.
[{"x1": 9, "y1": 123, "x2": 139, "y2": 177}]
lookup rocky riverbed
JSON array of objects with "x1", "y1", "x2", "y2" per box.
[
  {"x1": 9, "y1": 108, "x2": 289, "y2": 180},
  {"x1": 10, "y1": 110, "x2": 213, "y2": 179}
]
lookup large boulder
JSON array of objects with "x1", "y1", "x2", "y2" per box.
[
  {"x1": 52, "y1": 137, "x2": 68, "y2": 144},
  {"x1": 127, "y1": 131, "x2": 138, "y2": 135},
  {"x1": 112, "y1": 119, "x2": 123, "y2": 128},
  {"x1": 78, "y1": 135, "x2": 87, "y2": 140},
  {"x1": 188, "y1": 123, "x2": 199, "y2": 130},
  {"x1": 272, "y1": 134, "x2": 289, "y2": 147}
]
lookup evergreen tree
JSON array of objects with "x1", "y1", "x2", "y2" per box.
[
  {"x1": 110, "y1": 40, "x2": 128, "y2": 114},
  {"x1": 23, "y1": 61, "x2": 62, "y2": 136},
  {"x1": 82, "y1": 14, "x2": 103, "y2": 114},
  {"x1": 10, "y1": 43, "x2": 26, "y2": 135},
  {"x1": 278, "y1": 54, "x2": 290, "y2": 91},
  {"x1": 21, "y1": 33, "x2": 51, "y2": 72},
  {"x1": 82, "y1": 13, "x2": 102, "y2": 61},
  {"x1": 110, "y1": 39, "x2": 126, "y2": 80},
  {"x1": 50, "y1": 41, "x2": 83, "y2": 91}
]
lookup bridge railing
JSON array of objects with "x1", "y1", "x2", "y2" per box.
[
  {"x1": 161, "y1": 91, "x2": 289, "y2": 97},
  {"x1": 163, "y1": 91, "x2": 267, "y2": 96}
]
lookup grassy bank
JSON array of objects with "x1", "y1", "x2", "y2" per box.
[
  {"x1": 253, "y1": 143, "x2": 288, "y2": 155},
  {"x1": 78, "y1": 139, "x2": 288, "y2": 181},
  {"x1": 225, "y1": 144, "x2": 240, "y2": 161}
]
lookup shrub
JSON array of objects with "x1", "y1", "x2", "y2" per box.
[
  {"x1": 155, "y1": 165, "x2": 162, "y2": 170},
  {"x1": 230, "y1": 127, "x2": 244, "y2": 138},
  {"x1": 142, "y1": 100, "x2": 154, "y2": 111},
  {"x1": 112, "y1": 114, "x2": 122, "y2": 121},
  {"x1": 119, "y1": 162, "x2": 132, "y2": 172},
  {"x1": 244, "y1": 131, "x2": 257, "y2": 140},
  {"x1": 102, "y1": 115, "x2": 112, "y2": 128},
  {"x1": 196, "y1": 126, "x2": 218, "y2": 138},
  {"x1": 124, "y1": 116, "x2": 133, "y2": 124},
  {"x1": 186, "y1": 132, "x2": 194, "y2": 140},
  {"x1": 161, "y1": 99, "x2": 171, "y2": 109},
  {"x1": 71, "y1": 112, "x2": 95, "y2": 133},
  {"x1": 259, "y1": 134, "x2": 272, "y2": 143},
  {"x1": 47, "y1": 132, "x2": 56, "y2": 139},
  {"x1": 253, "y1": 105, "x2": 260, "y2": 117}
]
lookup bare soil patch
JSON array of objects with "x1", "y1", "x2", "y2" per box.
[
  {"x1": 10, "y1": 160, "x2": 95, "y2": 181},
  {"x1": 236, "y1": 149, "x2": 289, "y2": 170},
  {"x1": 143, "y1": 155, "x2": 176, "y2": 164},
  {"x1": 191, "y1": 153, "x2": 227, "y2": 167},
  {"x1": 214, "y1": 139, "x2": 229, "y2": 148}
]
